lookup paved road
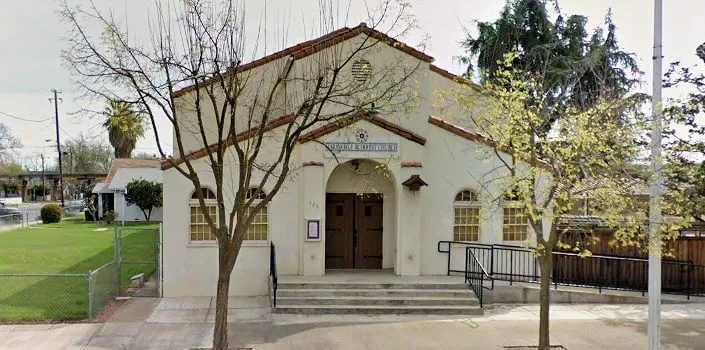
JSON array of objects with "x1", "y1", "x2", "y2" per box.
[
  {"x1": 17, "y1": 202, "x2": 44, "y2": 222},
  {"x1": 2, "y1": 299, "x2": 705, "y2": 349},
  {"x1": 0, "y1": 202, "x2": 45, "y2": 231}
]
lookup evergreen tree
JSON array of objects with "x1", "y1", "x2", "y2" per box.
[{"x1": 459, "y1": 0, "x2": 642, "y2": 132}]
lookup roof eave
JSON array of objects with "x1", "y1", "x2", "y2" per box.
[{"x1": 170, "y1": 25, "x2": 434, "y2": 99}]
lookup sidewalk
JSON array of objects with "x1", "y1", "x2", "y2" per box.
[{"x1": 1, "y1": 298, "x2": 704, "y2": 349}]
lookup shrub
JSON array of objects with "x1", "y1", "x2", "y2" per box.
[
  {"x1": 104, "y1": 210, "x2": 118, "y2": 224},
  {"x1": 40, "y1": 204, "x2": 63, "y2": 223}
]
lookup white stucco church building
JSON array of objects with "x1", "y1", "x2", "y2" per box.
[{"x1": 160, "y1": 24, "x2": 538, "y2": 297}]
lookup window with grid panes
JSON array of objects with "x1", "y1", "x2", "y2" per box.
[
  {"x1": 454, "y1": 189, "x2": 480, "y2": 242},
  {"x1": 244, "y1": 187, "x2": 268, "y2": 241},
  {"x1": 189, "y1": 188, "x2": 217, "y2": 242},
  {"x1": 502, "y1": 206, "x2": 528, "y2": 241}
]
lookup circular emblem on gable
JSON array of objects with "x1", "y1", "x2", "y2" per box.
[{"x1": 355, "y1": 128, "x2": 369, "y2": 143}]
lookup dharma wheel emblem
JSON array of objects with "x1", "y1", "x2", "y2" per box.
[{"x1": 355, "y1": 129, "x2": 369, "y2": 143}]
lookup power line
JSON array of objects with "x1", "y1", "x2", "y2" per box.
[
  {"x1": 59, "y1": 125, "x2": 73, "y2": 138},
  {"x1": 0, "y1": 111, "x2": 53, "y2": 123}
]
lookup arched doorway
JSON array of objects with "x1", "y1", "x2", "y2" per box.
[{"x1": 325, "y1": 159, "x2": 396, "y2": 270}]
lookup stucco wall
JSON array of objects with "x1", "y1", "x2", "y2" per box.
[
  {"x1": 161, "y1": 32, "x2": 552, "y2": 297},
  {"x1": 108, "y1": 168, "x2": 164, "y2": 223},
  {"x1": 162, "y1": 130, "x2": 302, "y2": 297},
  {"x1": 113, "y1": 193, "x2": 163, "y2": 222},
  {"x1": 171, "y1": 32, "x2": 430, "y2": 157}
]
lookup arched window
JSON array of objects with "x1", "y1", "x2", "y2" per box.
[
  {"x1": 502, "y1": 190, "x2": 528, "y2": 241},
  {"x1": 244, "y1": 187, "x2": 268, "y2": 241},
  {"x1": 454, "y1": 189, "x2": 480, "y2": 242},
  {"x1": 190, "y1": 188, "x2": 217, "y2": 241}
]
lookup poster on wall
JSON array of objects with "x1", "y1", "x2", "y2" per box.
[{"x1": 306, "y1": 219, "x2": 320, "y2": 241}]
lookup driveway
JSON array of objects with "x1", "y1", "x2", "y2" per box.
[{"x1": 1, "y1": 298, "x2": 705, "y2": 349}]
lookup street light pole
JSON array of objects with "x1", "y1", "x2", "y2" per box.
[{"x1": 648, "y1": 0, "x2": 663, "y2": 349}]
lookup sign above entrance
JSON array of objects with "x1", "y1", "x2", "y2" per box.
[
  {"x1": 324, "y1": 142, "x2": 398, "y2": 152},
  {"x1": 323, "y1": 128, "x2": 399, "y2": 159}
]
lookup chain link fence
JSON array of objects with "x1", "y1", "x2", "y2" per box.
[
  {"x1": 0, "y1": 273, "x2": 89, "y2": 322},
  {"x1": 88, "y1": 261, "x2": 118, "y2": 319},
  {"x1": 0, "y1": 263, "x2": 123, "y2": 322},
  {"x1": 0, "y1": 210, "x2": 42, "y2": 230},
  {"x1": 116, "y1": 226, "x2": 160, "y2": 297},
  {"x1": 0, "y1": 224, "x2": 160, "y2": 322}
]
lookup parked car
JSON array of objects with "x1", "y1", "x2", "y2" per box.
[
  {"x1": 63, "y1": 200, "x2": 86, "y2": 217},
  {"x1": 0, "y1": 201, "x2": 22, "y2": 223}
]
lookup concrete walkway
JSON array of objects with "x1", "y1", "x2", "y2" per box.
[{"x1": 2, "y1": 298, "x2": 705, "y2": 349}]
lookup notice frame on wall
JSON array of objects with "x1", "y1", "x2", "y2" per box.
[{"x1": 306, "y1": 219, "x2": 321, "y2": 241}]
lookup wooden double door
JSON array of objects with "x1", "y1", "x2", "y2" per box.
[{"x1": 325, "y1": 193, "x2": 383, "y2": 269}]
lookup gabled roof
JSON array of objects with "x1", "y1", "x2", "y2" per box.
[
  {"x1": 106, "y1": 159, "x2": 160, "y2": 182},
  {"x1": 429, "y1": 65, "x2": 482, "y2": 91},
  {"x1": 171, "y1": 23, "x2": 434, "y2": 98},
  {"x1": 161, "y1": 112, "x2": 426, "y2": 171},
  {"x1": 427, "y1": 115, "x2": 552, "y2": 171},
  {"x1": 161, "y1": 114, "x2": 295, "y2": 170},
  {"x1": 300, "y1": 112, "x2": 426, "y2": 145},
  {"x1": 108, "y1": 167, "x2": 162, "y2": 190},
  {"x1": 93, "y1": 158, "x2": 161, "y2": 193}
]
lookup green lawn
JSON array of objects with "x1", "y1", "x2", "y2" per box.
[{"x1": 0, "y1": 218, "x2": 158, "y2": 322}]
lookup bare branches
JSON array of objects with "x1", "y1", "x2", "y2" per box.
[
  {"x1": 62, "y1": 0, "x2": 419, "y2": 274},
  {"x1": 62, "y1": 1, "x2": 420, "y2": 347}
]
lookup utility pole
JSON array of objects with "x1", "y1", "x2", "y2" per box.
[
  {"x1": 50, "y1": 89, "x2": 64, "y2": 207},
  {"x1": 41, "y1": 153, "x2": 45, "y2": 202},
  {"x1": 648, "y1": 0, "x2": 663, "y2": 349}
]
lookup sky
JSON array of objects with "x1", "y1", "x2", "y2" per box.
[{"x1": 1, "y1": 0, "x2": 703, "y2": 168}]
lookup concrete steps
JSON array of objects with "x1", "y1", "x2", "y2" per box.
[
  {"x1": 274, "y1": 305, "x2": 483, "y2": 315},
  {"x1": 278, "y1": 283, "x2": 469, "y2": 290},
  {"x1": 277, "y1": 296, "x2": 479, "y2": 306},
  {"x1": 273, "y1": 281, "x2": 482, "y2": 315}
]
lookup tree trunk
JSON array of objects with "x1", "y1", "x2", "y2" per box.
[
  {"x1": 538, "y1": 252, "x2": 553, "y2": 350},
  {"x1": 212, "y1": 270, "x2": 230, "y2": 349},
  {"x1": 140, "y1": 209, "x2": 149, "y2": 223},
  {"x1": 146, "y1": 209, "x2": 151, "y2": 223}
]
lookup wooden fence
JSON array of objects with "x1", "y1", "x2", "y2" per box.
[
  {"x1": 559, "y1": 231, "x2": 705, "y2": 264},
  {"x1": 554, "y1": 232, "x2": 705, "y2": 295}
]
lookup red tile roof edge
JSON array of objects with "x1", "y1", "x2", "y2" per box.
[
  {"x1": 171, "y1": 24, "x2": 434, "y2": 99},
  {"x1": 299, "y1": 113, "x2": 426, "y2": 146},
  {"x1": 401, "y1": 161, "x2": 423, "y2": 168},
  {"x1": 161, "y1": 114, "x2": 295, "y2": 170},
  {"x1": 106, "y1": 159, "x2": 161, "y2": 182},
  {"x1": 427, "y1": 116, "x2": 552, "y2": 171},
  {"x1": 429, "y1": 65, "x2": 482, "y2": 92}
]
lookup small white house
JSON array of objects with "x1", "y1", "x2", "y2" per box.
[
  {"x1": 161, "y1": 25, "x2": 548, "y2": 297},
  {"x1": 93, "y1": 159, "x2": 163, "y2": 223}
]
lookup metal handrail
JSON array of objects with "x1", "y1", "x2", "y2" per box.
[
  {"x1": 437, "y1": 240, "x2": 493, "y2": 275},
  {"x1": 465, "y1": 247, "x2": 493, "y2": 307},
  {"x1": 437, "y1": 240, "x2": 705, "y2": 301},
  {"x1": 269, "y1": 241, "x2": 278, "y2": 307}
]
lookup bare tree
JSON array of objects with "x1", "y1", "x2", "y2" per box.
[
  {"x1": 61, "y1": 0, "x2": 421, "y2": 348},
  {"x1": 61, "y1": 133, "x2": 113, "y2": 173},
  {"x1": 0, "y1": 122, "x2": 22, "y2": 165}
]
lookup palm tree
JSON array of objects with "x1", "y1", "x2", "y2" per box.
[{"x1": 103, "y1": 100, "x2": 145, "y2": 158}]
